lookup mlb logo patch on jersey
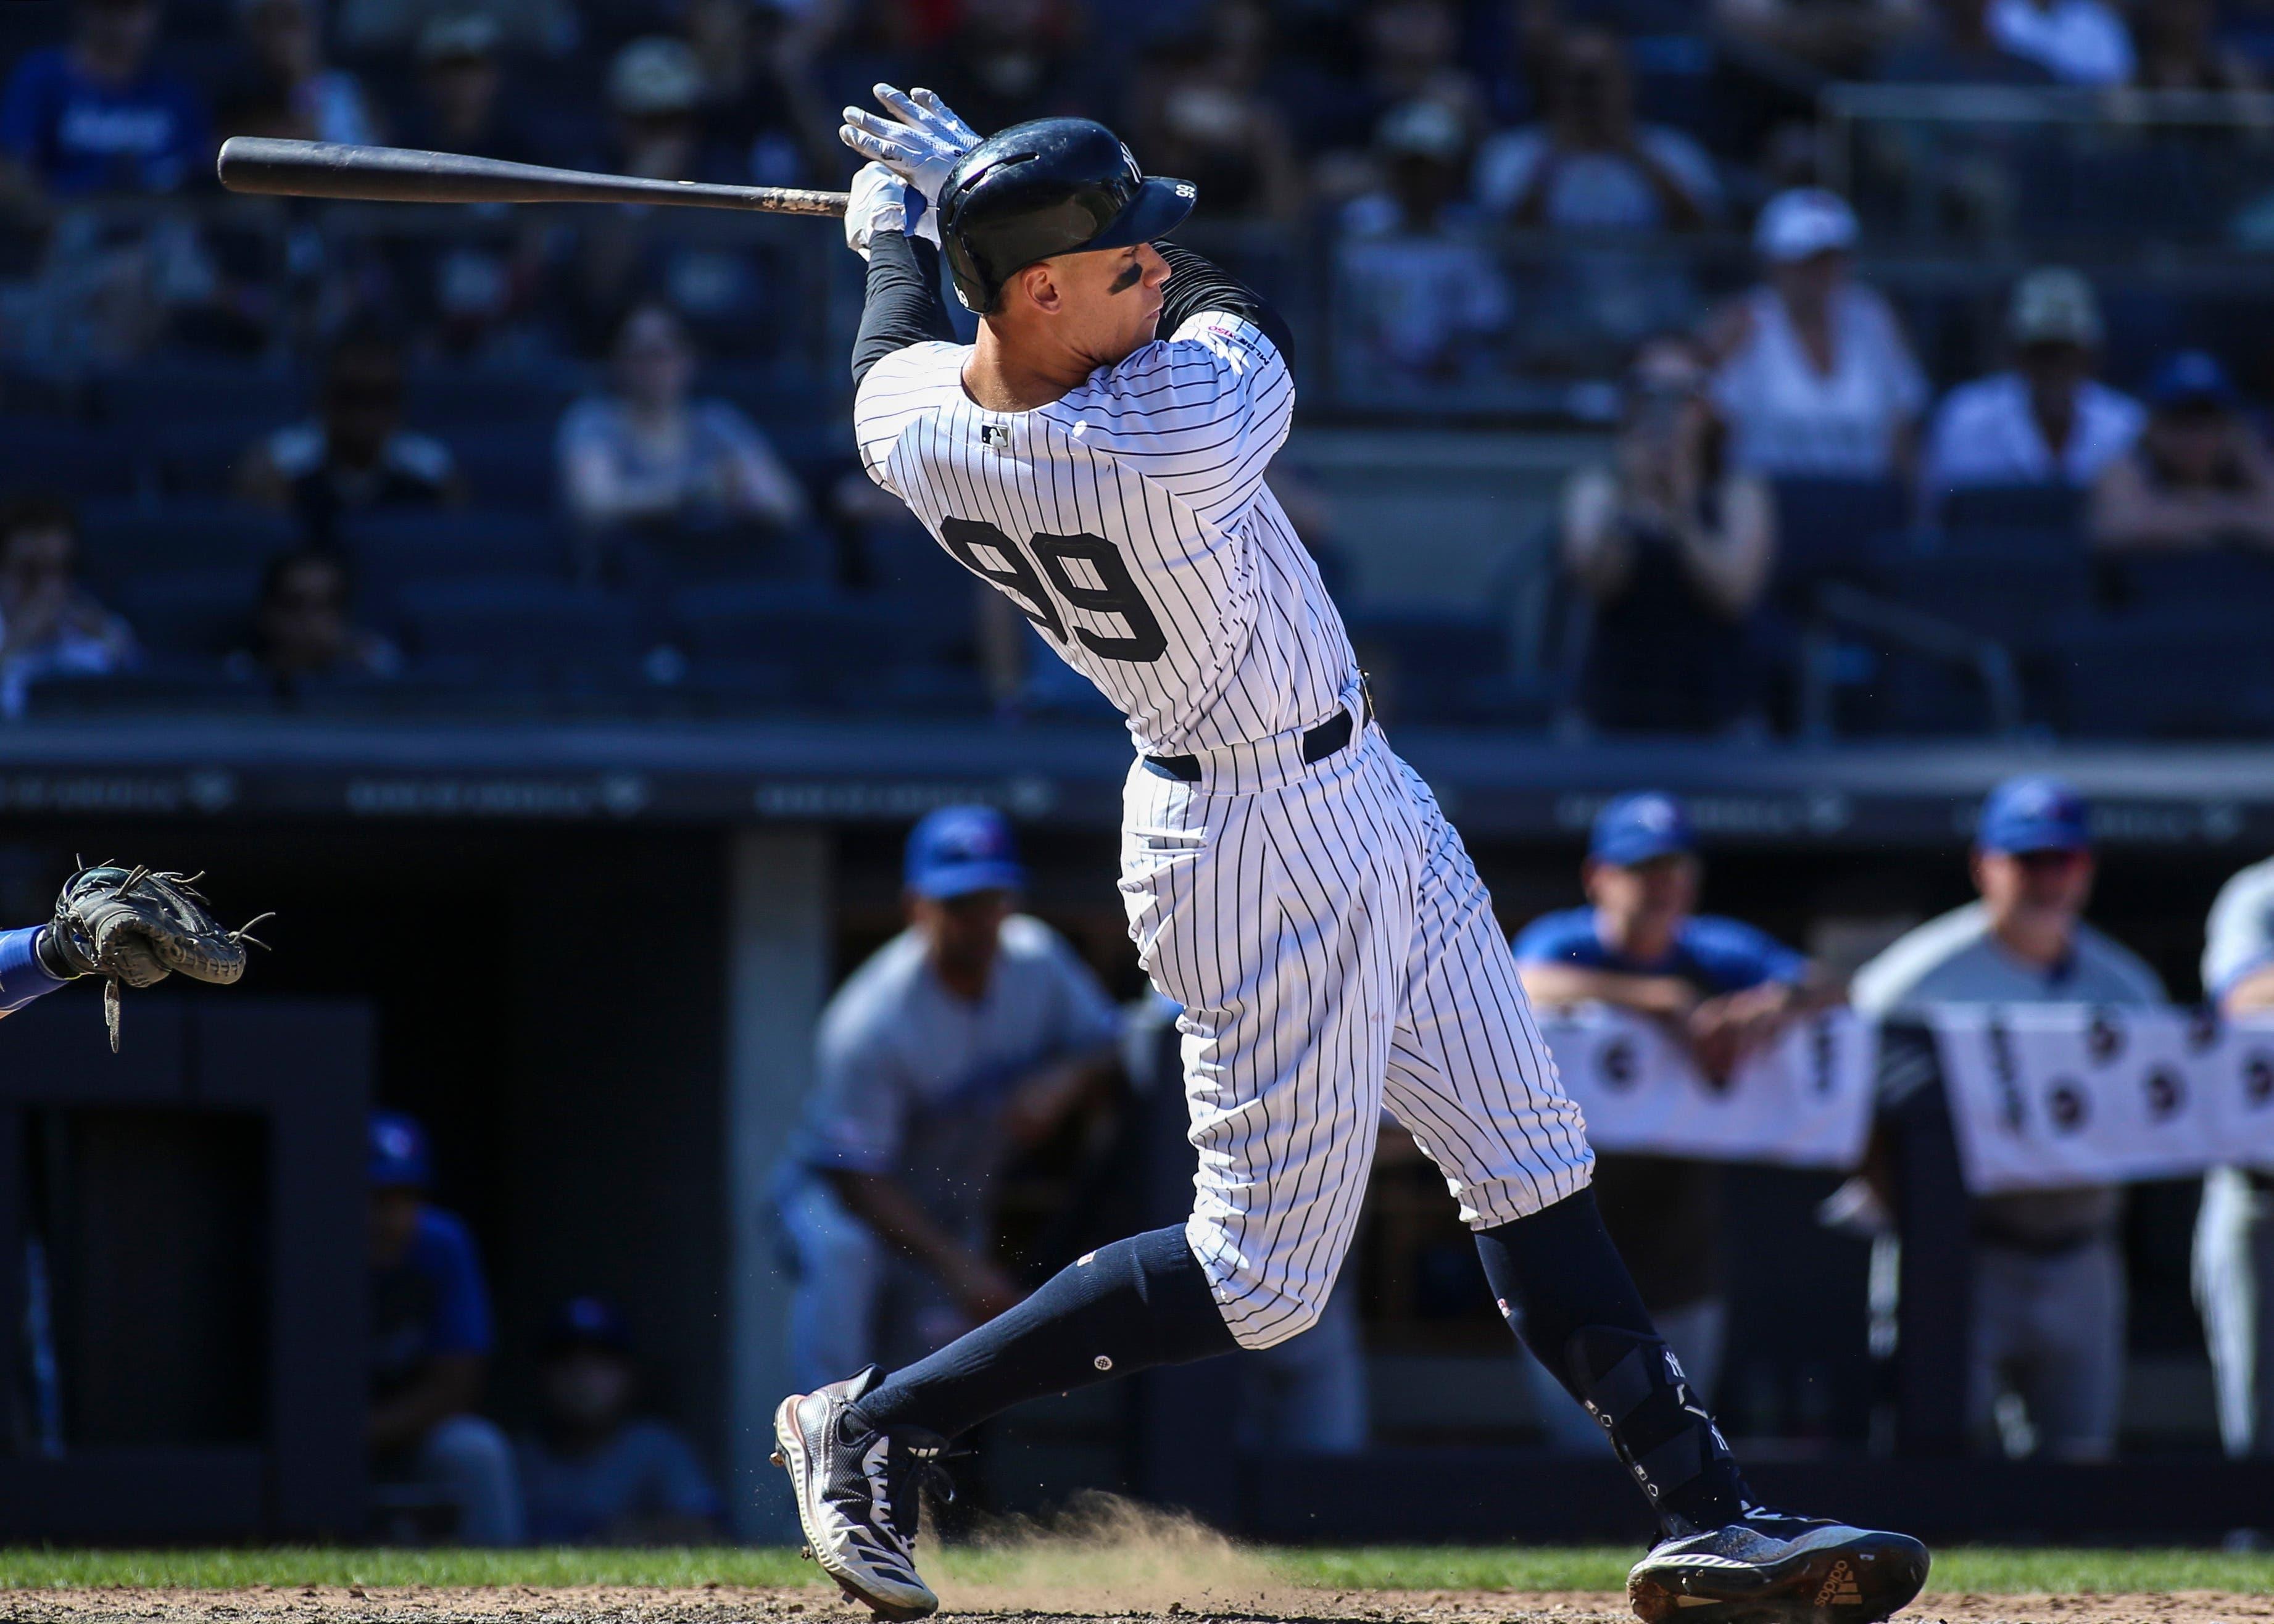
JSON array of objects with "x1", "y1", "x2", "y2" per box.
[{"x1": 979, "y1": 423, "x2": 1011, "y2": 452}]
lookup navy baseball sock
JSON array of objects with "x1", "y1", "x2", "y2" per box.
[
  {"x1": 849, "y1": 1225, "x2": 1238, "y2": 1441},
  {"x1": 1475, "y1": 1188, "x2": 1751, "y2": 1534}
]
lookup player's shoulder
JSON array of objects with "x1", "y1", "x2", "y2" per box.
[
  {"x1": 264, "y1": 420, "x2": 326, "y2": 478},
  {"x1": 1680, "y1": 913, "x2": 1793, "y2": 961},
  {"x1": 1510, "y1": 906, "x2": 1600, "y2": 961},
  {"x1": 386, "y1": 429, "x2": 455, "y2": 483},
  {"x1": 821, "y1": 930, "x2": 929, "y2": 1029},
  {"x1": 2070, "y1": 919, "x2": 2167, "y2": 1001},
  {"x1": 1934, "y1": 371, "x2": 2020, "y2": 425},
  {"x1": 412, "y1": 1205, "x2": 483, "y2": 1269},
  {"x1": 997, "y1": 913, "x2": 1067, "y2": 960},
  {"x1": 2212, "y1": 854, "x2": 2274, "y2": 918},
  {"x1": 855, "y1": 341, "x2": 968, "y2": 417},
  {"x1": 1849, "y1": 902, "x2": 1993, "y2": 1014}
]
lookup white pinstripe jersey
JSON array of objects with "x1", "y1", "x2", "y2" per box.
[{"x1": 852, "y1": 313, "x2": 1359, "y2": 756}]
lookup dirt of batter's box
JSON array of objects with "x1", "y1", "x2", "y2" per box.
[{"x1": 2, "y1": 1589, "x2": 2268, "y2": 1624}]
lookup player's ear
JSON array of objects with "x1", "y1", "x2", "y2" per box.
[{"x1": 1018, "y1": 260, "x2": 1064, "y2": 316}]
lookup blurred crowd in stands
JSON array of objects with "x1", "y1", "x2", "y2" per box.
[{"x1": 3, "y1": 0, "x2": 2274, "y2": 734}]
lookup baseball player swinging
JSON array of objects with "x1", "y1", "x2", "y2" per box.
[{"x1": 774, "y1": 87, "x2": 1930, "y2": 1624}]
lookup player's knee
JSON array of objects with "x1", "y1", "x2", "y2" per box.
[{"x1": 423, "y1": 1412, "x2": 513, "y2": 1476}]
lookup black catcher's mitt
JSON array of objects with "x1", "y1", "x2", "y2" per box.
[{"x1": 44, "y1": 863, "x2": 272, "y2": 1050}]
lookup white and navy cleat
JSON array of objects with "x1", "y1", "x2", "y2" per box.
[
  {"x1": 772, "y1": 1367, "x2": 948, "y2": 1622},
  {"x1": 1627, "y1": 1510, "x2": 1930, "y2": 1624}
]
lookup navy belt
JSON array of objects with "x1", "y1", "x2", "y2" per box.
[{"x1": 1144, "y1": 689, "x2": 1372, "y2": 784}]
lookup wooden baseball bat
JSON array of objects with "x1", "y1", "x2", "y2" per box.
[{"x1": 217, "y1": 136, "x2": 850, "y2": 217}]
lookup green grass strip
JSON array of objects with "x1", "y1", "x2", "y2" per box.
[{"x1": 1, "y1": 1546, "x2": 2270, "y2": 1595}]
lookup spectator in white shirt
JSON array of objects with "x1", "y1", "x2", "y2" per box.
[
  {"x1": 1473, "y1": 29, "x2": 1719, "y2": 232},
  {"x1": 1921, "y1": 267, "x2": 2144, "y2": 512},
  {"x1": 1987, "y1": 0, "x2": 2133, "y2": 85},
  {"x1": 1337, "y1": 99, "x2": 1513, "y2": 384},
  {"x1": 558, "y1": 301, "x2": 808, "y2": 559},
  {"x1": 1708, "y1": 188, "x2": 1928, "y2": 481}
]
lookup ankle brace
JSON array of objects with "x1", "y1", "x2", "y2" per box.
[{"x1": 1567, "y1": 1325, "x2": 1749, "y2": 1533}]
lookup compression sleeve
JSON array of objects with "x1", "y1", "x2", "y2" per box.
[
  {"x1": 0, "y1": 926, "x2": 67, "y2": 1015},
  {"x1": 1154, "y1": 242, "x2": 1295, "y2": 373},
  {"x1": 851, "y1": 230, "x2": 956, "y2": 387}
]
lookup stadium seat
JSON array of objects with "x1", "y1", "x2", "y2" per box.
[
  {"x1": 2098, "y1": 548, "x2": 2274, "y2": 615},
  {"x1": 116, "y1": 568, "x2": 264, "y2": 658},
  {"x1": 1870, "y1": 526, "x2": 2093, "y2": 653},
  {"x1": 1769, "y1": 478, "x2": 1911, "y2": 608},
  {"x1": 342, "y1": 508, "x2": 571, "y2": 606},
  {"x1": 670, "y1": 582, "x2": 971, "y2": 706},
  {"x1": 396, "y1": 576, "x2": 645, "y2": 684},
  {"x1": 402, "y1": 367, "x2": 580, "y2": 432},
  {"x1": 76, "y1": 497, "x2": 298, "y2": 590},
  {"x1": 1346, "y1": 607, "x2": 1545, "y2": 726},
  {"x1": 2055, "y1": 605, "x2": 2274, "y2": 738},
  {"x1": 445, "y1": 425, "x2": 558, "y2": 512},
  {"x1": 1936, "y1": 483, "x2": 2085, "y2": 533},
  {"x1": 22, "y1": 663, "x2": 272, "y2": 718},
  {"x1": 99, "y1": 361, "x2": 304, "y2": 430},
  {"x1": 0, "y1": 416, "x2": 140, "y2": 497}
]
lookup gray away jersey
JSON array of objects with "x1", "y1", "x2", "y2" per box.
[{"x1": 853, "y1": 313, "x2": 1359, "y2": 755}]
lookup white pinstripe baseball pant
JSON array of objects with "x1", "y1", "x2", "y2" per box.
[{"x1": 1119, "y1": 700, "x2": 1595, "y2": 1350}]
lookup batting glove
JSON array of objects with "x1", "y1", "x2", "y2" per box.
[
  {"x1": 843, "y1": 160, "x2": 939, "y2": 259},
  {"x1": 839, "y1": 84, "x2": 981, "y2": 208}
]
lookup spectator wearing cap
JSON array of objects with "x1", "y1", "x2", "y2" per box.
[
  {"x1": 1513, "y1": 792, "x2": 1841, "y2": 1412},
  {"x1": 400, "y1": 14, "x2": 532, "y2": 164},
  {"x1": 605, "y1": 37, "x2": 713, "y2": 184},
  {"x1": 239, "y1": 324, "x2": 463, "y2": 545},
  {"x1": 1853, "y1": 776, "x2": 2165, "y2": 1459},
  {"x1": 1986, "y1": 0, "x2": 2133, "y2": 85},
  {"x1": 0, "y1": 0, "x2": 207, "y2": 208},
  {"x1": 1335, "y1": 100, "x2": 1512, "y2": 385},
  {"x1": 773, "y1": 807, "x2": 1124, "y2": 1391},
  {"x1": 2090, "y1": 351, "x2": 2274, "y2": 554},
  {"x1": 2195, "y1": 854, "x2": 2274, "y2": 1459},
  {"x1": 215, "y1": 0, "x2": 380, "y2": 147},
  {"x1": 1562, "y1": 334, "x2": 1775, "y2": 735},
  {"x1": 367, "y1": 1111, "x2": 525, "y2": 1544},
  {"x1": 1920, "y1": 268, "x2": 2144, "y2": 510},
  {"x1": 1473, "y1": 30, "x2": 1719, "y2": 233},
  {"x1": 516, "y1": 1297, "x2": 723, "y2": 1544},
  {"x1": 1708, "y1": 188, "x2": 1928, "y2": 481}
]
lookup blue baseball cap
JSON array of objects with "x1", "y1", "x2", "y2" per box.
[
  {"x1": 544, "y1": 1295, "x2": 633, "y2": 1354},
  {"x1": 2148, "y1": 349, "x2": 2239, "y2": 412},
  {"x1": 1977, "y1": 775, "x2": 2091, "y2": 855},
  {"x1": 905, "y1": 805, "x2": 1025, "y2": 900},
  {"x1": 368, "y1": 1111, "x2": 432, "y2": 1190},
  {"x1": 1588, "y1": 792, "x2": 1696, "y2": 867}
]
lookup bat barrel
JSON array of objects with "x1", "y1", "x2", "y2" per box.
[{"x1": 216, "y1": 137, "x2": 847, "y2": 216}]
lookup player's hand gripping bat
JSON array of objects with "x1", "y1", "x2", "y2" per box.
[{"x1": 217, "y1": 136, "x2": 851, "y2": 217}]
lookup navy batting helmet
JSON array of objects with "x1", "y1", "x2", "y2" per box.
[{"x1": 936, "y1": 117, "x2": 1195, "y2": 313}]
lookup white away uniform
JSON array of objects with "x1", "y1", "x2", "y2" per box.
[{"x1": 853, "y1": 311, "x2": 1592, "y2": 1349}]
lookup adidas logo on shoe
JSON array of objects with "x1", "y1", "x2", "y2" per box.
[{"x1": 1814, "y1": 1560, "x2": 1864, "y2": 1606}]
